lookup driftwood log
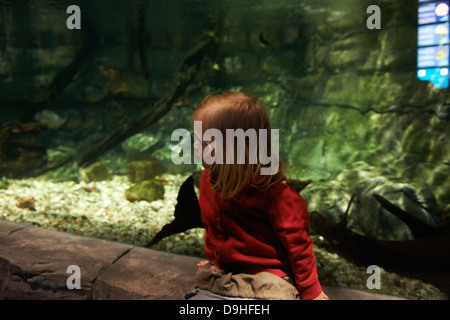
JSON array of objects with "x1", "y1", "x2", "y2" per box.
[
  {"x1": 0, "y1": 37, "x2": 216, "y2": 178},
  {"x1": 75, "y1": 37, "x2": 216, "y2": 168},
  {"x1": 309, "y1": 194, "x2": 450, "y2": 298}
]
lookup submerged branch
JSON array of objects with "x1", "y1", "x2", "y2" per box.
[{"x1": 75, "y1": 37, "x2": 216, "y2": 168}]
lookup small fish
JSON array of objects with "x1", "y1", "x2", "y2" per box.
[
  {"x1": 97, "y1": 65, "x2": 116, "y2": 79},
  {"x1": 258, "y1": 32, "x2": 271, "y2": 47},
  {"x1": 111, "y1": 80, "x2": 128, "y2": 93}
]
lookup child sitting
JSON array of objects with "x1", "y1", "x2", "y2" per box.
[{"x1": 191, "y1": 91, "x2": 328, "y2": 300}]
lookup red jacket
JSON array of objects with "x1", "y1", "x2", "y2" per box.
[{"x1": 199, "y1": 169, "x2": 322, "y2": 300}]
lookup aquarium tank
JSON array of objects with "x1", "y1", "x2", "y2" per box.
[{"x1": 0, "y1": 0, "x2": 449, "y2": 300}]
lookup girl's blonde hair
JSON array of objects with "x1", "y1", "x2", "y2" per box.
[{"x1": 191, "y1": 91, "x2": 286, "y2": 199}]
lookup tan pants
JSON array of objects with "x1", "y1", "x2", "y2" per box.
[{"x1": 195, "y1": 262, "x2": 300, "y2": 300}]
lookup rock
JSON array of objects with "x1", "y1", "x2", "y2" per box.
[
  {"x1": 401, "y1": 117, "x2": 450, "y2": 164},
  {"x1": 0, "y1": 180, "x2": 8, "y2": 190},
  {"x1": 34, "y1": 110, "x2": 66, "y2": 129},
  {"x1": 79, "y1": 162, "x2": 111, "y2": 182},
  {"x1": 302, "y1": 162, "x2": 444, "y2": 241},
  {"x1": 322, "y1": 72, "x2": 407, "y2": 112},
  {"x1": 290, "y1": 137, "x2": 328, "y2": 181},
  {"x1": 122, "y1": 133, "x2": 160, "y2": 158},
  {"x1": 316, "y1": 34, "x2": 373, "y2": 71},
  {"x1": 0, "y1": 219, "x2": 133, "y2": 299},
  {"x1": 48, "y1": 162, "x2": 80, "y2": 182},
  {"x1": 0, "y1": 220, "x2": 201, "y2": 300},
  {"x1": 436, "y1": 105, "x2": 450, "y2": 120},
  {"x1": 92, "y1": 247, "x2": 198, "y2": 299},
  {"x1": 16, "y1": 196, "x2": 35, "y2": 211},
  {"x1": 301, "y1": 180, "x2": 352, "y2": 224},
  {"x1": 126, "y1": 160, "x2": 165, "y2": 183},
  {"x1": 125, "y1": 180, "x2": 165, "y2": 202},
  {"x1": 378, "y1": 26, "x2": 416, "y2": 69},
  {"x1": 348, "y1": 165, "x2": 441, "y2": 240},
  {"x1": 283, "y1": 102, "x2": 448, "y2": 221}
]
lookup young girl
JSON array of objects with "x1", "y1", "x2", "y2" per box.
[{"x1": 191, "y1": 91, "x2": 328, "y2": 300}]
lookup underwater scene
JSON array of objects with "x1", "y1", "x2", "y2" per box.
[{"x1": 0, "y1": 0, "x2": 449, "y2": 300}]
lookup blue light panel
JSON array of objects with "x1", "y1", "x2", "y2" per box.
[
  {"x1": 417, "y1": 67, "x2": 449, "y2": 88},
  {"x1": 417, "y1": 1, "x2": 450, "y2": 88},
  {"x1": 418, "y1": 1, "x2": 449, "y2": 25},
  {"x1": 417, "y1": 45, "x2": 449, "y2": 67},
  {"x1": 418, "y1": 23, "x2": 449, "y2": 46}
]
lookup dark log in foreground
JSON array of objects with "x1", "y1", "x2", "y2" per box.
[{"x1": 373, "y1": 194, "x2": 445, "y2": 238}]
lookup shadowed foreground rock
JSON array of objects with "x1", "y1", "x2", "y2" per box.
[
  {"x1": 0, "y1": 219, "x2": 403, "y2": 300},
  {"x1": 0, "y1": 219, "x2": 199, "y2": 299}
]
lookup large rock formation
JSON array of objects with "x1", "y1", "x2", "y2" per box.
[{"x1": 0, "y1": 219, "x2": 199, "y2": 299}]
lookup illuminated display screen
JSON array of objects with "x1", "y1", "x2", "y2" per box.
[
  {"x1": 418, "y1": 1, "x2": 450, "y2": 25},
  {"x1": 418, "y1": 23, "x2": 449, "y2": 46},
  {"x1": 417, "y1": 45, "x2": 450, "y2": 67},
  {"x1": 417, "y1": 67, "x2": 449, "y2": 88},
  {"x1": 417, "y1": 1, "x2": 450, "y2": 88}
]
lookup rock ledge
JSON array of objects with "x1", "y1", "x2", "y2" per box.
[
  {"x1": 0, "y1": 219, "x2": 404, "y2": 300},
  {"x1": 0, "y1": 219, "x2": 199, "y2": 299}
]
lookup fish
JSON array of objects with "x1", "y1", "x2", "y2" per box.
[
  {"x1": 258, "y1": 32, "x2": 271, "y2": 47},
  {"x1": 146, "y1": 175, "x2": 202, "y2": 246},
  {"x1": 373, "y1": 194, "x2": 444, "y2": 239}
]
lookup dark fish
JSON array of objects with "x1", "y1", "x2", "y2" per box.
[
  {"x1": 373, "y1": 194, "x2": 444, "y2": 239},
  {"x1": 146, "y1": 175, "x2": 202, "y2": 246},
  {"x1": 258, "y1": 32, "x2": 271, "y2": 47}
]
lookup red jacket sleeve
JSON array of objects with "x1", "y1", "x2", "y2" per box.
[
  {"x1": 199, "y1": 169, "x2": 216, "y2": 263},
  {"x1": 267, "y1": 186, "x2": 322, "y2": 300}
]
